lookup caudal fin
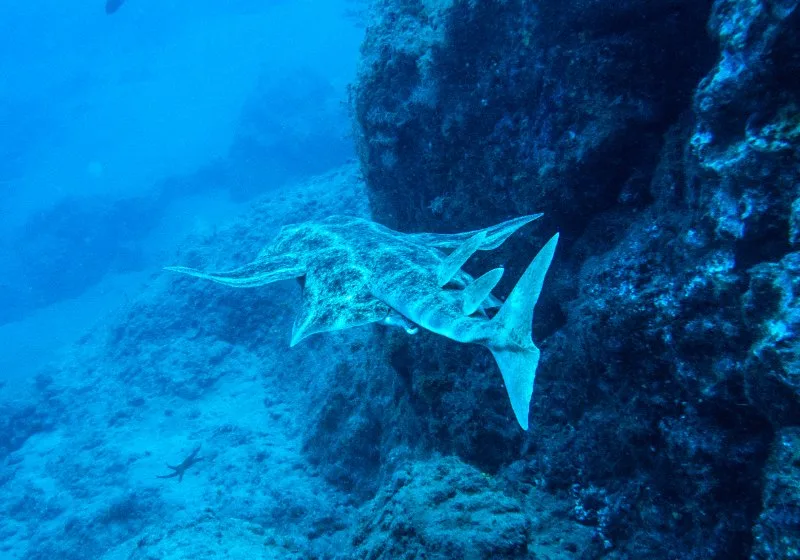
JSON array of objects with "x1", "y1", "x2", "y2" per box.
[
  {"x1": 488, "y1": 233, "x2": 559, "y2": 429},
  {"x1": 489, "y1": 346, "x2": 541, "y2": 430}
]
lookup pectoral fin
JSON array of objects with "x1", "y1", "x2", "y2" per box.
[
  {"x1": 290, "y1": 259, "x2": 390, "y2": 346},
  {"x1": 410, "y1": 214, "x2": 543, "y2": 251},
  {"x1": 165, "y1": 254, "x2": 305, "y2": 287}
]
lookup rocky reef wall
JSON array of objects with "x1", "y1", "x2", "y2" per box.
[
  {"x1": 349, "y1": 0, "x2": 800, "y2": 556},
  {"x1": 2, "y1": 2, "x2": 799, "y2": 559}
]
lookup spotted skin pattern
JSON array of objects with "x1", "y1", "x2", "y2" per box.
[{"x1": 166, "y1": 214, "x2": 558, "y2": 429}]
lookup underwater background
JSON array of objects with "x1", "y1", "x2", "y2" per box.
[{"x1": 0, "y1": 0, "x2": 798, "y2": 558}]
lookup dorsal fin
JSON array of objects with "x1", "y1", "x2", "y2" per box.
[
  {"x1": 436, "y1": 230, "x2": 487, "y2": 287},
  {"x1": 462, "y1": 267, "x2": 504, "y2": 315}
]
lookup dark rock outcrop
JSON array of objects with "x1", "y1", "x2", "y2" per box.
[{"x1": 348, "y1": 0, "x2": 800, "y2": 557}]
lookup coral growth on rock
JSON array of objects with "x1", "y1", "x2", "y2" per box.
[{"x1": 1, "y1": 1, "x2": 799, "y2": 559}]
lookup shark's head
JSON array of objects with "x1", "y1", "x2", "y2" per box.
[{"x1": 166, "y1": 214, "x2": 558, "y2": 430}]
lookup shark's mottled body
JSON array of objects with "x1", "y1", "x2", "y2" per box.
[{"x1": 167, "y1": 214, "x2": 558, "y2": 429}]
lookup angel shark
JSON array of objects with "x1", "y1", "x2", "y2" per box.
[{"x1": 166, "y1": 214, "x2": 558, "y2": 430}]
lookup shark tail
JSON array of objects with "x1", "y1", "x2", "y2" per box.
[
  {"x1": 488, "y1": 345, "x2": 541, "y2": 430},
  {"x1": 487, "y1": 233, "x2": 559, "y2": 430}
]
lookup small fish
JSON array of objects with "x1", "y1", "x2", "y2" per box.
[{"x1": 105, "y1": 0, "x2": 126, "y2": 14}]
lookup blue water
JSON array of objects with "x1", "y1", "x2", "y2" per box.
[
  {"x1": 3, "y1": 1, "x2": 795, "y2": 558},
  {"x1": 0, "y1": 6, "x2": 364, "y2": 554},
  {"x1": 0, "y1": 0, "x2": 362, "y2": 386}
]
